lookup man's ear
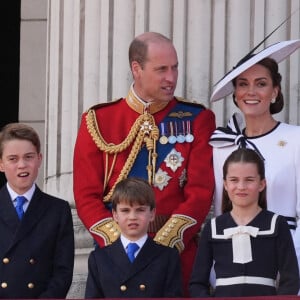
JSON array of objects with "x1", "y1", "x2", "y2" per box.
[{"x1": 131, "y1": 61, "x2": 142, "y2": 78}]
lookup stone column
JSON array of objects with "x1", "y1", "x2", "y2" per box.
[
  {"x1": 45, "y1": 0, "x2": 94, "y2": 298},
  {"x1": 45, "y1": 0, "x2": 137, "y2": 297}
]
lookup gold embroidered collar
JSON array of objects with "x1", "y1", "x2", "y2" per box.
[{"x1": 126, "y1": 84, "x2": 169, "y2": 114}]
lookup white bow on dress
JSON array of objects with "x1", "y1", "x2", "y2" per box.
[{"x1": 224, "y1": 225, "x2": 259, "y2": 264}]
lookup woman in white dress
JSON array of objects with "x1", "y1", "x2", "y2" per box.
[{"x1": 209, "y1": 40, "x2": 300, "y2": 276}]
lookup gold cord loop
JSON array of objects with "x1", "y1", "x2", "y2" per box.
[{"x1": 86, "y1": 108, "x2": 159, "y2": 202}]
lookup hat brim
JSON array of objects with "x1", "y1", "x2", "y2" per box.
[{"x1": 210, "y1": 39, "x2": 300, "y2": 102}]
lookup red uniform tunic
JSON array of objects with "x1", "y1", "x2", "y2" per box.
[{"x1": 73, "y1": 96, "x2": 215, "y2": 293}]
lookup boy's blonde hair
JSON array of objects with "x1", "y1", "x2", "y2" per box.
[{"x1": 0, "y1": 123, "x2": 41, "y2": 158}]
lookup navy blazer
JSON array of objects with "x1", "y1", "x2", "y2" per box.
[
  {"x1": 0, "y1": 185, "x2": 74, "y2": 298},
  {"x1": 85, "y1": 237, "x2": 183, "y2": 298}
]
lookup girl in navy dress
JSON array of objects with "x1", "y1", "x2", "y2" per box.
[{"x1": 189, "y1": 148, "x2": 299, "y2": 297}]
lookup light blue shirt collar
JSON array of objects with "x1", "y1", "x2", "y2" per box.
[
  {"x1": 7, "y1": 182, "x2": 36, "y2": 211},
  {"x1": 120, "y1": 234, "x2": 148, "y2": 256}
]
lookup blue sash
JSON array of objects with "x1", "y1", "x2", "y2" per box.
[{"x1": 129, "y1": 101, "x2": 203, "y2": 179}]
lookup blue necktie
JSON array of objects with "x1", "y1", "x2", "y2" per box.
[
  {"x1": 15, "y1": 196, "x2": 27, "y2": 220},
  {"x1": 127, "y1": 243, "x2": 139, "y2": 262}
]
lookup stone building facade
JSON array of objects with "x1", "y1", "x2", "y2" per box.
[{"x1": 19, "y1": 0, "x2": 300, "y2": 297}]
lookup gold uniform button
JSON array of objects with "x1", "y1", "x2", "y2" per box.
[
  {"x1": 2, "y1": 258, "x2": 9, "y2": 264},
  {"x1": 139, "y1": 284, "x2": 146, "y2": 291},
  {"x1": 1, "y1": 282, "x2": 7, "y2": 288},
  {"x1": 28, "y1": 283, "x2": 34, "y2": 289},
  {"x1": 29, "y1": 258, "x2": 35, "y2": 264},
  {"x1": 120, "y1": 285, "x2": 127, "y2": 292}
]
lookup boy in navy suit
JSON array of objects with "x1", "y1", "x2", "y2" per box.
[
  {"x1": 0, "y1": 123, "x2": 74, "y2": 298},
  {"x1": 85, "y1": 177, "x2": 183, "y2": 298}
]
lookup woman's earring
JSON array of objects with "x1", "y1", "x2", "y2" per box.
[{"x1": 271, "y1": 98, "x2": 276, "y2": 104}]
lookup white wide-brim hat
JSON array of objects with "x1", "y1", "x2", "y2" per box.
[{"x1": 210, "y1": 39, "x2": 300, "y2": 102}]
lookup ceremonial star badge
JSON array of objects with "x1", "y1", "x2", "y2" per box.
[
  {"x1": 140, "y1": 121, "x2": 153, "y2": 134},
  {"x1": 154, "y1": 168, "x2": 171, "y2": 191},
  {"x1": 164, "y1": 148, "x2": 184, "y2": 172}
]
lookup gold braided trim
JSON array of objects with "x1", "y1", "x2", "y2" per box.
[
  {"x1": 103, "y1": 131, "x2": 145, "y2": 202},
  {"x1": 86, "y1": 108, "x2": 142, "y2": 154},
  {"x1": 86, "y1": 108, "x2": 159, "y2": 202},
  {"x1": 89, "y1": 218, "x2": 120, "y2": 245},
  {"x1": 153, "y1": 214, "x2": 197, "y2": 253}
]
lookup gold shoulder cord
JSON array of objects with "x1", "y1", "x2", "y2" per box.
[{"x1": 86, "y1": 108, "x2": 159, "y2": 202}]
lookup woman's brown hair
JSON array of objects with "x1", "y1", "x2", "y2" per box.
[{"x1": 222, "y1": 148, "x2": 267, "y2": 213}]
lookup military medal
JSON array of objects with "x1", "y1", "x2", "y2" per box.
[
  {"x1": 177, "y1": 134, "x2": 185, "y2": 143},
  {"x1": 175, "y1": 121, "x2": 185, "y2": 144},
  {"x1": 168, "y1": 121, "x2": 177, "y2": 144},
  {"x1": 185, "y1": 120, "x2": 194, "y2": 143},
  {"x1": 159, "y1": 123, "x2": 168, "y2": 144},
  {"x1": 160, "y1": 136, "x2": 168, "y2": 145},
  {"x1": 175, "y1": 121, "x2": 185, "y2": 143},
  {"x1": 185, "y1": 134, "x2": 194, "y2": 143}
]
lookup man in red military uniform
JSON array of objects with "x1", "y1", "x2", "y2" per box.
[{"x1": 73, "y1": 32, "x2": 215, "y2": 295}]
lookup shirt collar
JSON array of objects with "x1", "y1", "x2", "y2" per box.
[
  {"x1": 7, "y1": 182, "x2": 36, "y2": 203},
  {"x1": 120, "y1": 234, "x2": 148, "y2": 250}
]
